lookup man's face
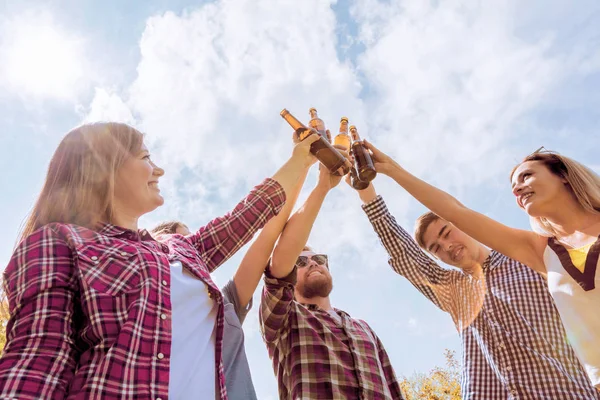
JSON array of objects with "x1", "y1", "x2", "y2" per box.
[
  {"x1": 295, "y1": 250, "x2": 333, "y2": 299},
  {"x1": 421, "y1": 218, "x2": 482, "y2": 272}
]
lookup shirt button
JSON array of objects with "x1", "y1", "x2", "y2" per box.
[
  {"x1": 91, "y1": 256, "x2": 98, "y2": 261},
  {"x1": 157, "y1": 353, "x2": 165, "y2": 360},
  {"x1": 505, "y1": 366, "x2": 512, "y2": 372},
  {"x1": 160, "y1": 313, "x2": 167, "y2": 320},
  {"x1": 120, "y1": 251, "x2": 128, "y2": 256},
  {"x1": 161, "y1": 280, "x2": 168, "y2": 286}
]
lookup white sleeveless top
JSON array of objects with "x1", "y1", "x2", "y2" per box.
[{"x1": 544, "y1": 237, "x2": 600, "y2": 387}]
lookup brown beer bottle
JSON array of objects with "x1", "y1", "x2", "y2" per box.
[
  {"x1": 333, "y1": 117, "x2": 351, "y2": 150},
  {"x1": 349, "y1": 125, "x2": 377, "y2": 183},
  {"x1": 280, "y1": 108, "x2": 351, "y2": 175},
  {"x1": 350, "y1": 166, "x2": 369, "y2": 190},
  {"x1": 308, "y1": 108, "x2": 326, "y2": 138}
]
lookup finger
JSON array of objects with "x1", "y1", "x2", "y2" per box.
[
  {"x1": 332, "y1": 144, "x2": 348, "y2": 152},
  {"x1": 303, "y1": 133, "x2": 320, "y2": 145},
  {"x1": 292, "y1": 131, "x2": 300, "y2": 144},
  {"x1": 362, "y1": 139, "x2": 382, "y2": 159}
]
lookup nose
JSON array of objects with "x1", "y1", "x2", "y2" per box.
[
  {"x1": 152, "y1": 161, "x2": 165, "y2": 177},
  {"x1": 512, "y1": 182, "x2": 524, "y2": 197},
  {"x1": 440, "y1": 238, "x2": 452, "y2": 253}
]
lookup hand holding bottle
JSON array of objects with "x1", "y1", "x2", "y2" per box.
[
  {"x1": 291, "y1": 134, "x2": 320, "y2": 168},
  {"x1": 316, "y1": 144, "x2": 350, "y2": 191},
  {"x1": 362, "y1": 139, "x2": 401, "y2": 176}
]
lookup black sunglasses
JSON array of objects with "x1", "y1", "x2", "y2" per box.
[{"x1": 296, "y1": 254, "x2": 328, "y2": 268}]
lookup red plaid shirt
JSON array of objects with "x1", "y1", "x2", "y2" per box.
[
  {"x1": 259, "y1": 266, "x2": 404, "y2": 400},
  {"x1": 0, "y1": 178, "x2": 285, "y2": 400}
]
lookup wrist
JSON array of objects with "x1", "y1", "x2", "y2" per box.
[
  {"x1": 359, "y1": 189, "x2": 377, "y2": 204},
  {"x1": 313, "y1": 182, "x2": 330, "y2": 196}
]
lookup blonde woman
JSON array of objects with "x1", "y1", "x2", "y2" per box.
[
  {"x1": 364, "y1": 142, "x2": 600, "y2": 390},
  {"x1": 0, "y1": 122, "x2": 318, "y2": 399}
]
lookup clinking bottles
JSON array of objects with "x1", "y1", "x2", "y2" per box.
[
  {"x1": 333, "y1": 117, "x2": 351, "y2": 150},
  {"x1": 349, "y1": 125, "x2": 376, "y2": 189},
  {"x1": 280, "y1": 108, "x2": 350, "y2": 175}
]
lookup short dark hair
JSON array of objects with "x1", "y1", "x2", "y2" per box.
[{"x1": 414, "y1": 211, "x2": 441, "y2": 251}]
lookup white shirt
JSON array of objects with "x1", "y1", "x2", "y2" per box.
[
  {"x1": 544, "y1": 242, "x2": 600, "y2": 387},
  {"x1": 168, "y1": 261, "x2": 218, "y2": 399}
]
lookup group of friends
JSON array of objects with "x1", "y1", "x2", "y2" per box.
[{"x1": 0, "y1": 121, "x2": 598, "y2": 400}]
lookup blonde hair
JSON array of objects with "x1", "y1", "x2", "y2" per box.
[
  {"x1": 19, "y1": 122, "x2": 144, "y2": 243},
  {"x1": 151, "y1": 221, "x2": 185, "y2": 236},
  {"x1": 511, "y1": 151, "x2": 600, "y2": 236}
]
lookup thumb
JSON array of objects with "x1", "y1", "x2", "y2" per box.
[
  {"x1": 362, "y1": 139, "x2": 382, "y2": 159},
  {"x1": 303, "y1": 133, "x2": 320, "y2": 145}
]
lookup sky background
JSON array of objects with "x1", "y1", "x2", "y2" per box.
[{"x1": 1, "y1": 0, "x2": 599, "y2": 398}]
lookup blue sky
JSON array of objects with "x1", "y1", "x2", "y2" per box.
[{"x1": 1, "y1": 0, "x2": 599, "y2": 398}]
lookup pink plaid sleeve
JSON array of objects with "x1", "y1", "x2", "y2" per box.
[
  {"x1": 189, "y1": 178, "x2": 286, "y2": 272},
  {"x1": 0, "y1": 225, "x2": 79, "y2": 399},
  {"x1": 368, "y1": 325, "x2": 404, "y2": 399}
]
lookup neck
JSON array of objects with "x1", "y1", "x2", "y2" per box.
[
  {"x1": 296, "y1": 295, "x2": 332, "y2": 310},
  {"x1": 475, "y1": 245, "x2": 492, "y2": 265},
  {"x1": 112, "y1": 208, "x2": 139, "y2": 231},
  {"x1": 542, "y1": 195, "x2": 600, "y2": 237}
]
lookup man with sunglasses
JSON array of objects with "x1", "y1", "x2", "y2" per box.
[{"x1": 259, "y1": 163, "x2": 403, "y2": 400}]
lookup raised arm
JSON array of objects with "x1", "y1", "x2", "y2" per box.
[
  {"x1": 269, "y1": 159, "x2": 344, "y2": 278},
  {"x1": 233, "y1": 160, "x2": 312, "y2": 310},
  {"x1": 364, "y1": 140, "x2": 547, "y2": 273},
  {"x1": 259, "y1": 157, "x2": 345, "y2": 345},
  {"x1": 351, "y1": 181, "x2": 459, "y2": 312},
  {"x1": 188, "y1": 135, "x2": 319, "y2": 272},
  {"x1": 0, "y1": 226, "x2": 79, "y2": 399}
]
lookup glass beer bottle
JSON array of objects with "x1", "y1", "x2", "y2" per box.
[
  {"x1": 333, "y1": 117, "x2": 351, "y2": 150},
  {"x1": 349, "y1": 125, "x2": 377, "y2": 183},
  {"x1": 280, "y1": 108, "x2": 350, "y2": 175},
  {"x1": 308, "y1": 108, "x2": 326, "y2": 137}
]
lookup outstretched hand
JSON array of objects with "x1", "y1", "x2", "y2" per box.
[{"x1": 362, "y1": 139, "x2": 400, "y2": 176}]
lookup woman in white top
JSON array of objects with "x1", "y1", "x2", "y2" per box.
[{"x1": 362, "y1": 142, "x2": 600, "y2": 389}]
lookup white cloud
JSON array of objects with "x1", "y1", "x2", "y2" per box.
[
  {"x1": 351, "y1": 0, "x2": 565, "y2": 191},
  {"x1": 127, "y1": 0, "x2": 364, "y2": 196},
  {"x1": 0, "y1": 9, "x2": 90, "y2": 102},
  {"x1": 83, "y1": 88, "x2": 136, "y2": 124}
]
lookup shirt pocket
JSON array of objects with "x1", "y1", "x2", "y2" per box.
[{"x1": 76, "y1": 243, "x2": 143, "y2": 296}]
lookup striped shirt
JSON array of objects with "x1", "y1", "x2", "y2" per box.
[
  {"x1": 0, "y1": 178, "x2": 285, "y2": 400},
  {"x1": 364, "y1": 195, "x2": 599, "y2": 400},
  {"x1": 259, "y1": 266, "x2": 404, "y2": 400}
]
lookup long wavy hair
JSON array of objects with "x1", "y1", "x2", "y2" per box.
[
  {"x1": 510, "y1": 150, "x2": 600, "y2": 237},
  {"x1": 18, "y1": 122, "x2": 144, "y2": 243}
]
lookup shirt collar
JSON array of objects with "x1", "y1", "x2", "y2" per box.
[{"x1": 97, "y1": 223, "x2": 156, "y2": 242}]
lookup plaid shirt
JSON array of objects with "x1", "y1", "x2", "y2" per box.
[
  {"x1": 0, "y1": 178, "x2": 285, "y2": 400},
  {"x1": 364, "y1": 195, "x2": 600, "y2": 400},
  {"x1": 259, "y1": 266, "x2": 404, "y2": 400}
]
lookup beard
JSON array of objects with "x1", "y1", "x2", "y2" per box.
[{"x1": 297, "y1": 274, "x2": 333, "y2": 299}]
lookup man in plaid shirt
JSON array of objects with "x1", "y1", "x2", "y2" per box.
[
  {"x1": 355, "y1": 182, "x2": 600, "y2": 400},
  {"x1": 259, "y1": 165, "x2": 404, "y2": 400}
]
